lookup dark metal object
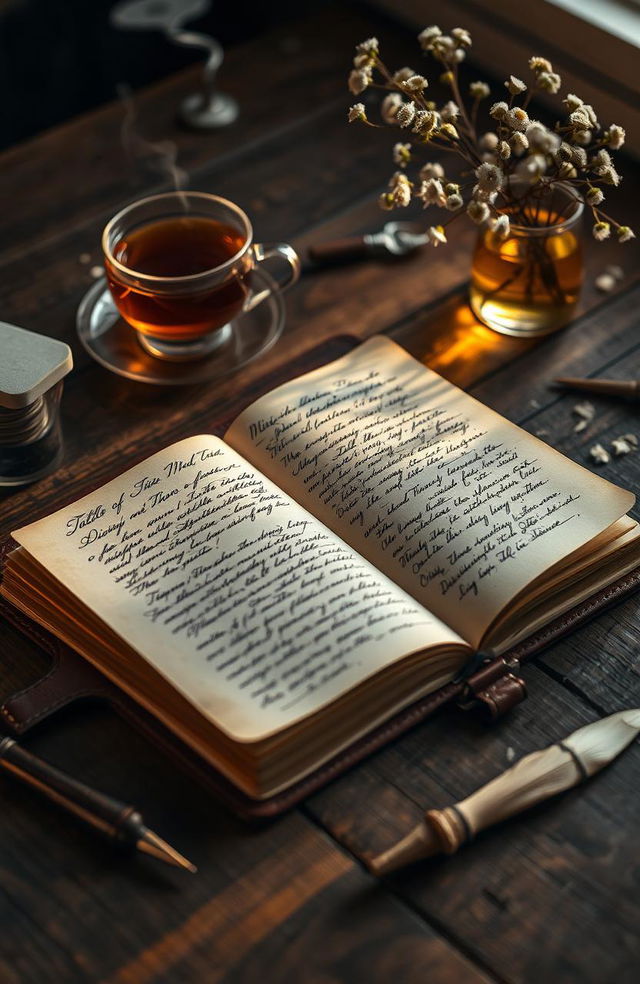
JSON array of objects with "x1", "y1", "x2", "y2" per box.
[
  {"x1": 554, "y1": 376, "x2": 640, "y2": 400},
  {"x1": 308, "y1": 221, "x2": 430, "y2": 267},
  {"x1": 111, "y1": 0, "x2": 238, "y2": 129},
  {"x1": 0, "y1": 736, "x2": 196, "y2": 872}
]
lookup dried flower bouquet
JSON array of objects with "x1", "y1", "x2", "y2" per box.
[{"x1": 347, "y1": 28, "x2": 633, "y2": 333}]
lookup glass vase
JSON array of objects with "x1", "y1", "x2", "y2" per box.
[{"x1": 469, "y1": 182, "x2": 583, "y2": 337}]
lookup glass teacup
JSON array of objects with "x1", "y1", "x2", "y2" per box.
[{"x1": 102, "y1": 191, "x2": 300, "y2": 361}]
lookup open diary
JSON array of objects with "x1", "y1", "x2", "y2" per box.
[{"x1": 2, "y1": 336, "x2": 639, "y2": 800}]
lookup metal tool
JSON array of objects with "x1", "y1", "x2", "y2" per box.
[{"x1": 308, "y1": 221, "x2": 430, "y2": 267}]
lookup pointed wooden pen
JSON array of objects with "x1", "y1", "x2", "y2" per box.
[
  {"x1": 553, "y1": 376, "x2": 640, "y2": 400},
  {"x1": 368, "y1": 709, "x2": 640, "y2": 876}
]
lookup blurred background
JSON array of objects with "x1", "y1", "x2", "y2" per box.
[{"x1": 0, "y1": 0, "x2": 318, "y2": 149}]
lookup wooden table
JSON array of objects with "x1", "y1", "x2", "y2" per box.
[{"x1": 1, "y1": 6, "x2": 639, "y2": 982}]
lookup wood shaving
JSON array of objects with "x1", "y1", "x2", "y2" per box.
[
  {"x1": 595, "y1": 273, "x2": 617, "y2": 293},
  {"x1": 573, "y1": 401, "x2": 595, "y2": 432},
  {"x1": 611, "y1": 434, "x2": 638, "y2": 456},
  {"x1": 573, "y1": 401, "x2": 595, "y2": 420},
  {"x1": 589, "y1": 443, "x2": 610, "y2": 465},
  {"x1": 605, "y1": 264, "x2": 624, "y2": 281}
]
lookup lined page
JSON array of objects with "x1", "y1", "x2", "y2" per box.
[
  {"x1": 226, "y1": 337, "x2": 634, "y2": 648},
  {"x1": 11, "y1": 436, "x2": 465, "y2": 741}
]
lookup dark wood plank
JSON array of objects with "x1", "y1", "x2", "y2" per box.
[
  {"x1": 0, "y1": 704, "x2": 492, "y2": 984},
  {"x1": 307, "y1": 665, "x2": 640, "y2": 984}
]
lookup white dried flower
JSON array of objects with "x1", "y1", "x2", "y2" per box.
[
  {"x1": 563, "y1": 93, "x2": 583, "y2": 111},
  {"x1": 418, "y1": 25, "x2": 442, "y2": 49},
  {"x1": 445, "y1": 192, "x2": 464, "y2": 210},
  {"x1": 379, "y1": 192, "x2": 394, "y2": 211},
  {"x1": 490, "y1": 214, "x2": 511, "y2": 239},
  {"x1": 570, "y1": 145, "x2": 587, "y2": 168},
  {"x1": 420, "y1": 162, "x2": 445, "y2": 180},
  {"x1": 356, "y1": 37, "x2": 379, "y2": 55},
  {"x1": 472, "y1": 184, "x2": 498, "y2": 204},
  {"x1": 396, "y1": 101, "x2": 417, "y2": 128},
  {"x1": 353, "y1": 53, "x2": 371, "y2": 69},
  {"x1": 611, "y1": 436, "x2": 636, "y2": 456},
  {"x1": 525, "y1": 122, "x2": 560, "y2": 154},
  {"x1": 489, "y1": 101, "x2": 509, "y2": 121},
  {"x1": 537, "y1": 71, "x2": 561, "y2": 93},
  {"x1": 348, "y1": 71, "x2": 368, "y2": 96},
  {"x1": 506, "y1": 107, "x2": 530, "y2": 131},
  {"x1": 510, "y1": 132, "x2": 529, "y2": 155},
  {"x1": 401, "y1": 74, "x2": 428, "y2": 92},
  {"x1": 592, "y1": 149, "x2": 612, "y2": 168},
  {"x1": 381, "y1": 92, "x2": 403, "y2": 124},
  {"x1": 582, "y1": 104, "x2": 598, "y2": 127},
  {"x1": 475, "y1": 161, "x2": 503, "y2": 192},
  {"x1": 498, "y1": 140, "x2": 511, "y2": 160},
  {"x1": 452, "y1": 27, "x2": 472, "y2": 46},
  {"x1": 589, "y1": 444, "x2": 610, "y2": 465},
  {"x1": 529, "y1": 56, "x2": 553, "y2": 74},
  {"x1": 412, "y1": 109, "x2": 440, "y2": 135},
  {"x1": 440, "y1": 122, "x2": 459, "y2": 140},
  {"x1": 467, "y1": 199, "x2": 490, "y2": 224},
  {"x1": 348, "y1": 103, "x2": 367, "y2": 123},
  {"x1": 480, "y1": 131, "x2": 499, "y2": 151},
  {"x1": 393, "y1": 142, "x2": 412, "y2": 167},
  {"x1": 618, "y1": 226, "x2": 635, "y2": 243},
  {"x1": 606, "y1": 264, "x2": 624, "y2": 281},
  {"x1": 607, "y1": 124, "x2": 625, "y2": 149},
  {"x1": 427, "y1": 225, "x2": 447, "y2": 246},
  {"x1": 569, "y1": 108, "x2": 591, "y2": 130},
  {"x1": 558, "y1": 162, "x2": 577, "y2": 179},
  {"x1": 418, "y1": 177, "x2": 447, "y2": 206},
  {"x1": 586, "y1": 186, "x2": 604, "y2": 206},
  {"x1": 348, "y1": 68, "x2": 372, "y2": 95},
  {"x1": 393, "y1": 66, "x2": 416, "y2": 83},
  {"x1": 441, "y1": 100, "x2": 459, "y2": 122},
  {"x1": 516, "y1": 153, "x2": 547, "y2": 178},
  {"x1": 388, "y1": 171, "x2": 412, "y2": 207},
  {"x1": 470, "y1": 81, "x2": 491, "y2": 100},
  {"x1": 431, "y1": 35, "x2": 457, "y2": 60},
  {"x1": 505, "y1": 75, "x2": 526, "y2": 95},
  {"x1": 597, "y1": 165, "x2": 621, "y2": 187},
  {"x1": 593, "y1": 221, "x2": 611, "y2": 241},
  {"x1": 574, "y1": 130, "x2": 592, "y2": 146}
]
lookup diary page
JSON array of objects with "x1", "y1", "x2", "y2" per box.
[
  {"x1": 226, "y1": 336, "x2": 634, "y2": 648},
  {"x1": 10, "y1": 436, "x2": 465, "y2": 741}
]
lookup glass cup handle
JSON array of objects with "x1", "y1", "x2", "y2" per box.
[{"x1": 243, "y1": 242, "x2": 301, "y2": 313}]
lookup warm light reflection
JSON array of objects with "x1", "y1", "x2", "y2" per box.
[{"x1": 407, "y1": 298, "x2": 538, "y2": 388}]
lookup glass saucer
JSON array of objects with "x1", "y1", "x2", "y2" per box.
[{"x1": 76, "y1": 267, "x2": 285, "y2": 385}]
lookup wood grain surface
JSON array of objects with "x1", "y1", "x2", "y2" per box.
[{"x1": 1, "y1": 4, "x2": 639, "y2": 982}]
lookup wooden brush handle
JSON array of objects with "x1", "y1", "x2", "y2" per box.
[{"x1": 308, "y1": 236, "x2": 369, "y2": 266}]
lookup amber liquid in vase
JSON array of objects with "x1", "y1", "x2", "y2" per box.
[
  {"x1": 106, "y1": 216, "x2": 248, "y2": 341},
  {"x1": 470, "y1": 210, "x2": 583, "y2": 337}
]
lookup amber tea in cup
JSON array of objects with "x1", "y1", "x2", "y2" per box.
[{"x1": 103, "y1": 192, "x2": 300, "y2": 360}]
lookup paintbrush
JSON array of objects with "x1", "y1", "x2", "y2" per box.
[
  {"x1": 553, "y1": 376, "x2": 640, "y2": 400},
  {"x1": 368, "y1": 708, "x2": 640, "y2": 876}
]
